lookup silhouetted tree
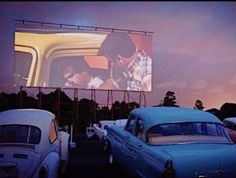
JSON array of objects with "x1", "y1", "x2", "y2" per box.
[
  {"x1": 128, "y1": 101, "x2": 140, "y2": 111},
  {"x1": 97, "y1": 106, "x2": 111, "y2": 120},
  {"x1": 111, "y1": 101, "x2": 121, "y2": 119},
  {"x1": 194, "y1": 99, "x2": 204, "y2": 110},
  {"x1": 120, "y1": 101, "x2": 129, "y2": 118},
  {"x1": 220, "y1": 103, "x2": 236, "y2": 119},
  {"x1": 162, "y1": 91, "x2": 177, "y2": 106}
]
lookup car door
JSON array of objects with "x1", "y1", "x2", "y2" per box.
[
  {"x1": 128, "y1": 118, "x2": 148, "y2": 178},
  {"x1": 122, "y1": 114, "x2": 138, "y2": 176}
]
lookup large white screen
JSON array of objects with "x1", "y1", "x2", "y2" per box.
[{"x1": 14, "y1": 27, "x2": 153, "y2": 91}]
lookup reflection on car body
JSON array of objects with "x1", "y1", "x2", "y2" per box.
[
  {"x1": 0, "y1": 108, "x2": 70, "y2": 178},
  {"x1": 106, "y1": 106, "x2": 236, "y2": 178}
]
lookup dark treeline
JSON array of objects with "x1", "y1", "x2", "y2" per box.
[
  {"x1": 1, "y1": 89, "x2": 236, "y2": 134},
  {"x1": 0, "y1": 89, "x2": 140, "y2": 134},
  {"x1": 154, "y1": 90, "x2": 236, "y2": 122}
]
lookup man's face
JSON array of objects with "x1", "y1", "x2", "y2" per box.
[{"x1": 116, "y1": 55, "x2": 130, "y2": 66}]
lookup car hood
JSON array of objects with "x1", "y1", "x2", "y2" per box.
[
  {"x1": 160, "y1": 143, "x2": 236, "y2": 178},
  {"x1": 0, "y1": 146, "x2": 42, "y2": 178}
]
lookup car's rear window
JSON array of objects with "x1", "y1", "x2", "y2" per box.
[
  {"x1": 147, "y1": 122, "x2": 231, "y2": 144},
  {"x1": 0, "y1": 125, "x2": 41, "y2": 144}
]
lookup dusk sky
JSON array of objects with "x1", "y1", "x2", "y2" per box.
[{"x1": 1, "y1": 2, "x2": 236, "y2": 109}]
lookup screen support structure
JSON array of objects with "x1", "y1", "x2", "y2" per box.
[
  {"x1": 15, "y1": 19, "x2": 153, "y2": 35},
  {"x1": 18, "y1": 86, "x2": 146, "y2": 134}
]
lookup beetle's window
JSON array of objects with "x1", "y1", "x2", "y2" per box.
[
  {"x1": 29, "y1": 126, "x2": 41, "y2": 144},
  {"x1": 125, "y1": 115, "x2": 136, "y2": 133},
  {"x1": 147, "y1": 122, "x2": 231, "y2": 144},
  {"x1": 49, "y1": 120, "x2": 58, "y2": 143},
  {"x1": 0, "y1": 125, "x2": 41, "y2": 144}
]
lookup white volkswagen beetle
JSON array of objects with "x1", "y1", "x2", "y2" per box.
[{"x1": 0, "y1": 108, "x2": 70, "y2": 178}]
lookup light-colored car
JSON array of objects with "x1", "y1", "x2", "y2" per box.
[
  {"x1": 223, "y1": 117, "x2": 236, "y2": 143},
  {"x1": 0, "y1": 108, "x2": 70, "y2": 178},
  {"x1": 93, "y1": 120, "x2": 115, "y2": 140},
  {"x1": 107, "y1": 106, "x2": 236, "y2": 178},
  {"x1": 113, "y1": 119, "x2": 128, "y2": 128}
]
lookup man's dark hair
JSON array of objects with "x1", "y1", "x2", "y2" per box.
[{"x1": 98, "y1": 32, "x2": 136, "y2": 60}]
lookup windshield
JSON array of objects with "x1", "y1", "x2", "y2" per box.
[
  {"x1": 147, "y1": 122, "x2": 231, "y2": 144},
  {"x1": 0, "y1": 125, "x2": 41, "y2": 144}
]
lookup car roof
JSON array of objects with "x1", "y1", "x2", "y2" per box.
[
  {"x1": 0, "y1": 108, "x2": 55, "y2": 130},
  {"x1": 131, "y1": 106, "x2": 221, "y2": 128},
  {"x1": 224, "y1": 117, "x2": 236, "y2": 124}
]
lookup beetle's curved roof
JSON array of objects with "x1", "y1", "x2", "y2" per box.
[
  {"x1": 131, "y1": 106, "x2": 221, "y2": 128},
  {"x1": 0, "y1": 109, "x2": 55, "y2": 130}
]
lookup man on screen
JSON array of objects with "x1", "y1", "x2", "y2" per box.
[
  {"x1": 121, "y1": 48, "x2": 152, "y2": 91},
  {"x1": 98, "y1": 32, "x2": 152, "y2": 91}
]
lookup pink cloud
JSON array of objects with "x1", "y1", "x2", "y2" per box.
[
  {"x1": 189, "y1": 80, "x2": 208, "y2": 90},
  {"x1": 153, "y1": 11, "x2": 236, "y2": 65},
  {"x1": 228, "y1": 74, "x2": 236, "y2": 86},
  {"x1": 156, "y1": 80, "x2": 187, "y2": 89},
  {"x1": 209, "y1": 86, "x2": 224, "y2": 94}
]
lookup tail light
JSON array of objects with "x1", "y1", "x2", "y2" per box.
[{"x1": 162, "y1": 160, "x2": 175, "y2": 178}]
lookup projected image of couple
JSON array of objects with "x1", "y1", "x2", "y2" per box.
[{"x1": 63, "y1": 32, "x2": 152, "y2": 91}]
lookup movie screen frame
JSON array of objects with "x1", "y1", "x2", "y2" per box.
[{"x1": 14, "y1": 25, "x2": 153, "y2": 91}]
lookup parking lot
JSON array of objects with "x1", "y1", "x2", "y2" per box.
[{"x1": 60, "y1": 136, "x2": 129, "y2": 178}]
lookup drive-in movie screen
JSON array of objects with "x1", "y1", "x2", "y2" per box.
[{"x1": 14, "y1": 26, "x2": 152, "y2": 91}]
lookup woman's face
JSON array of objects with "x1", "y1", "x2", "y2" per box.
[
  {"x1": 68, "y1": 71, "x2": 91, "y2": 87},
  {"x1": 63, "y1": 66, "x2": 75, "y2": 79}
]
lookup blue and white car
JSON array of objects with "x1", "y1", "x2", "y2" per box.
[
  {"x1": 0, "y1": 108, "x2": 70, "y2": 178},
  {"x1": 106, "y1": 106, "x2": 236, "y2": 178}
]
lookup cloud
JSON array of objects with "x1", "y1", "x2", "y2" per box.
[
  {"x1": 165, "y1": 31, "x2": 236, "y2": 64},
  {"x1": 189, "y1": 80, "x2": 208, "y2": 90},
  {"x1": 156, "y1": 80, "x2": 209, "y2": 91},
  {"x1": 209, "y1": 86, "x2": 224, "y2": 94},
  {"x1": 156, "y1": 80, "x2": 187, "y2": 89},
  {"x1": 154, "y1": 9, "x2": 236, "y2": 65},
  {"x1": 228, "y1": 74, "x2": 236, "y2": 86}
]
